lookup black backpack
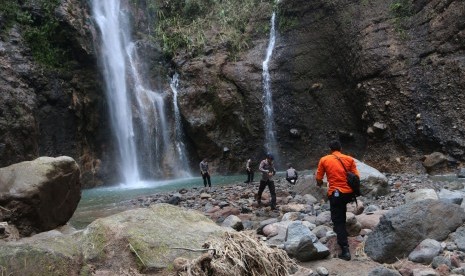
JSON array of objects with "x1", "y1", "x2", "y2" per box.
[{"x1": 332, "y1": 155, "x2": 361, "y2": 196}]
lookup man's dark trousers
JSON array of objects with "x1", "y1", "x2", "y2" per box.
[
  {"x1": 202, "y1": 172, "x2": 211, "y2": 187},
  {"x1": 257, "y1": 180, "x2": 276, "y2": 208},
  {"x1": 329, "y1": 192, "x2": 353, "y2": 247},
  {"x1": 246, "y1": 170, "x2": 254, "y2": 183}
]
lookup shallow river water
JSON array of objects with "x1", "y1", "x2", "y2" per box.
[{"x1": 70, "y1": 174, "x2": 247, "y2": 228}]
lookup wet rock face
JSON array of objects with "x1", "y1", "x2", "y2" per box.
[
  {"x1": 0, "y1": 26, "x2": 39, "y2": 166},
  {"x1": 0, "y1": 0, "x2": 109, "y2": 187},
  {"x1": 1, "y1": 0, "x2": 465, "y2": 186},
  {"x1": 174, "y1": 0, "x2": 465, "y2": 173},
  {"x1": 336, "y1": 0, "x2": 465, "y2": 169}
]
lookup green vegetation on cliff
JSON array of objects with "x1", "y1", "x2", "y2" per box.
[
  {"x1": 390, "y1": 0, "x2": 413, "y2": 38},
  {"x1": 149, "y1": 0, "x2": 274, "y2": 59},
  {"x1": 0, "y1": 0, "x2": 70, "y2": 68}
]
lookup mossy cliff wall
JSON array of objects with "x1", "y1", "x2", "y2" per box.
[{"x1": 0, "y1": 0, "x2": 463, "y2": 186}]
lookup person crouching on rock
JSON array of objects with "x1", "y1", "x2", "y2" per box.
[
  {"x1": 315, "y1": 140, "x2": 359, "y2": 261},
  {"x1": 285, "y1": 163, "x2": 298, "y2": 184},
  {"x1": 257, "y1": 153, "x2": 276, "y2": 210}
]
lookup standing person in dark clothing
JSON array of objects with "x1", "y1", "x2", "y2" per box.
[
  {"x1": 257, "y1": 153, "x2": 277, "y2": 210},
  {"x1": 199, "y1": 158, "x2": 211, "y2": 188},
  {"x1": 244, "y1": 158, "x2": 254, "y2": 183},
  {"x1": 316, "y1": 140, "x2": 359, "y2": 261},
  {"x1": 285, "y1": 163, "x2": 298, "y2": 184}
]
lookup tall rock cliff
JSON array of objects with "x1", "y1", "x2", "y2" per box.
[
  {"x1": 0, "y1": 0, "x2": 463, "y2": 186},
  {"x1": 0, "y1": 0, "x2": 111, "y2": 186},
  {"x1": 172, "y1": 0, "x2": 465, "y2": 173}
]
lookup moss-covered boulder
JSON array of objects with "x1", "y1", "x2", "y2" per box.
[
  {"x1": 0, "y1": 231, "x2": 82, "y2": 276},
  {"x1": 81, "y1": 203, "x2": 230, "y2": 273},
  {"x1": 0, "y1": 204, "x2": 231, "y2": 274}
]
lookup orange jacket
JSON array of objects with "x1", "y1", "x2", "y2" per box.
[{"x1": 316, "y1": 151, "x2": 360, "y2": 196}]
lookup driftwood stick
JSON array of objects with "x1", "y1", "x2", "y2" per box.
[
  {"x1": 129, "y1": 243, "x2": 147, "y2": 267},
  {"x1": 170, "y1": 247, "x2": 216, "y2": 255},
  {"x1": 0, "y1": 206, "x2": 11, "y2": 212}
]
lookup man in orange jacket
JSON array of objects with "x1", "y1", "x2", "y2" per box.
[{"x1": 316, "y1": 140, "x2": 360, "y2": 261}]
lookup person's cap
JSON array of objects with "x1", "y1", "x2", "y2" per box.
[{"x1": 266, "y1": 153, "x2": 274, "y2": 160}]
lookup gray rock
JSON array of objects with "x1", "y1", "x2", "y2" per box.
[
  {"x1": 316, "y1": 266, "x2": 329, "y2": 276},
  {"x1": 312, "y1": 225, "x2": 332, "y2": 239},
  {"x1": 266, "y1": 233, "x2": 287, "y2": 246},
  {"x1": 221, "y1": 215, "x2": 244, "y2": 231},
  {"x1": 365, "y1": 205, "x2": 382, "y2": 213},
  {"x1": 166, "y1": 193, "x2": 182, "y2": 205},
  {"x1": 368, "y1": 266, "x2": 402, "y2": 276},
  {"x1": 405, "y1": 189, "x2": 438, "y2": 202},
  {"x1": 260, "y1": 218, "x2": 279, "y2": 227},
  {"x1": 451, "y1": 225, "x2": 465, "y2": 251},
  {"x1": 263, "y1": 221, "x2": 292, "y2": 238},
  {"x1": 355, "y1": 159, "x2": 389, "y2": 197},
  {"x1": 301, "y1": 221, "x2": 316, "y2": 231},
  {"x1": 365, "y1": 199, "x2": 465, "y2": 263},
  {"x1": 422, "y1": 152, "x2": 449, "y2": 174},
  {"x1": 282, "y1": 212, "x2": 302, "y2": 221},
  {"x1": 451, "y1": 266, "x2": 465, "y2": 274},
  {"x1": 431, "y1": 255, "x2": 452, "y2": 269},
  {"x1": 438, "y1": 189, "x2": 464, "y2": 205},
  {"x1": 346, "y1": 213, "x2": 362, "y2": 236},
  {"x1": 0, "y1": 156, "x2": 81, "y2": 236},
  {"x1": 408, "y1": 239, "x2": 442, "y2": 264},
  {"x1": 284, "y1": 221, "x2": 328, "y2": 261},
  {"x1": 315, "y1": 211, "x2": 331, "y2": 225},
  {"x1": 412, "y1": 268, "x2": 439, "y2": 276},
  {"x1": 303, "y1": 194, "x2": 318, "y2": 205}
]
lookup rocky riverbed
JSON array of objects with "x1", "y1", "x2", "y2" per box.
[
  {"x1": 2, "y1": 162, "x2": 465, "y2": 276},
  {"x1": 128, "y1": 172, "x2": 465, "y2": 276},
  {"x1": 130, "y1": 173, "x2": 463, "y2": 212}
]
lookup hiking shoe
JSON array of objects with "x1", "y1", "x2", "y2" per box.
[{"x1": 338, "y1": 246, "x2": 351, "y2": 261}]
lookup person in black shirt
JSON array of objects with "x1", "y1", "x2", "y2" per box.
[
  {"x1": 199, "y1": 158, "x2": 211, "y2": 188},
  {"x1": 244, "y1": 158, "x2": 254, "y2": 183}
]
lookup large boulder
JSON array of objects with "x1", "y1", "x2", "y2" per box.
[
  {"x1": 355, "y1": 159, "x2": 389, "y2": 197},
  {"x1": 293, "y1": 175, "x2": 327, "y2": 202},
  {"x1": 365, "y1": 199, "x2": 465, "y2": 263},
  {"x1": 81, "y1": 203, "x2": 230, "y2": 272},
  {"x1": 0, "y1": 204, "x2": 231, "y2": 275},
  {"x1": 422, "y1": 152, "x2": 455, "y2": 174},
  {"x1": 0, "y1": 228, "x2": 82, "y2": 276},
  {"x1": 295, "y1": 161, "x2": 388, "y2": 200},
  {"x1": 0, "y1": 156, "x2": 81, "y2": 236}
]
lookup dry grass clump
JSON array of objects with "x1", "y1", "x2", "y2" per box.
[{"x1": 175, "y1": 231, "x2": 296, "y2": 276}]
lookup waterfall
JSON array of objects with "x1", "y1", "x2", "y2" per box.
[
  {"x1": 92, "y1": 1, "x2": 140, "y2": 186},
  {"x1": 92, "y1": 0, "x2": 191, "y2": 185},
  {"x1": 170, "y1": 73, "x2": 191, "y2": 177},
  {"x1": 126, "y1": 42, "x2": 171, "y2": 178},
  {"x1": 262, "y1": 12, "x2": 279, "y2": 161}
]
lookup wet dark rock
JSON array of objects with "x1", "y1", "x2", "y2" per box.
[
  {"x1": 166, "y1": 195, "x2": 182, "y2": 205},
  {"x1": 0, "y1": 156, "x2": 81, "y2": 236},
  {"x1": 365, "y1": 200, "x2": 465, "y2": 263}
]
